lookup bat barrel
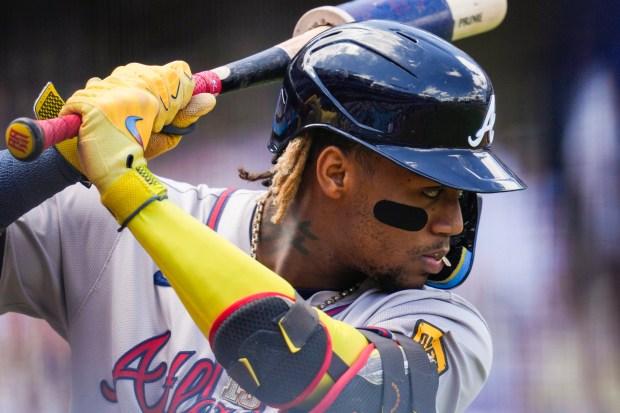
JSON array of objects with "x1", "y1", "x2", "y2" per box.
[
  {"x1": 295, "y1": 0, "x2": 507, "y2": 41},
  {"x1": 339, "y1": 0, "x2": 455, "y2": 40}
]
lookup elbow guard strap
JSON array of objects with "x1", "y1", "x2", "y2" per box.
[
  {"x1": 211, "y1": 295, "x2": 348, "y2": 409},
  {"x1": 360, "y1": 330, "x2": 439, "y2": 413}
]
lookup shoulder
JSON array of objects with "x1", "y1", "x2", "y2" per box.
[
  {"x1": 336, "y1": 284, "x2": 491, "y2": 360},
  {"x1": 160, "y1": 177, "x2": 265, "y2": 248},
  {"x1": 160, "y1": 177, "x2": 264, "y2": 213},
  {"x1": 343, "y1": 283, "x2": 488, "y2": 330}
]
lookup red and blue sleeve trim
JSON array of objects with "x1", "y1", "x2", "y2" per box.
[{"x1": 206, "y1": 188, "x2": 237, "y2": 231}]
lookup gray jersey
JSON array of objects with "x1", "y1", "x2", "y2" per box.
[{"x1": 0, "y1": 177, "x2": 491, "y2": 412}]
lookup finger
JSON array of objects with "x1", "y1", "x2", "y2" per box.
[
  {"x1": 144, "y1": 134, "x2": 180, "y2": 160},
  {"x1": 172, "y1": 93, "x2": 217, "y2": 129}
]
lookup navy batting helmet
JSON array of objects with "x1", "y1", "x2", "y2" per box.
[{"x1": 269, "y1": 20, "x2": 526, "y2": 288}]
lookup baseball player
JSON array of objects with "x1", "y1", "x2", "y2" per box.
[{"x1": 0, "y1": 21, "x2": 525, "y2": 412}]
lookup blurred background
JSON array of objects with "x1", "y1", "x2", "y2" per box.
[{"x1": 1, "y1": 0, "x2": 618, "y2": 411}]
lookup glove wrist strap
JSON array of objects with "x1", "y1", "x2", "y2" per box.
[{"x1": 100, "y1": 166, "x2": 167, "y2": 228}]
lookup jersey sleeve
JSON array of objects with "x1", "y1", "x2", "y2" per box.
[{"x1": 0, "y1": 184, "x2": 117, "y2": 337}]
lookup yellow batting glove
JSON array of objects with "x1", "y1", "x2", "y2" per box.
[
  {"x1": 59, "y1": 61, "x2": 195, "y2": 226},
  {"x1": 34, "y1": 80, "x2": 215, "y2": 176}
]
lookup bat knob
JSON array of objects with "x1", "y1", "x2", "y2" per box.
[{"x1": 5, "y1": 117, "x2": 45, "y2": 162}]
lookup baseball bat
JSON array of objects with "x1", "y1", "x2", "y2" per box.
[{"x1": 5, "y1": 0, "x2": 507, "y2": 162}]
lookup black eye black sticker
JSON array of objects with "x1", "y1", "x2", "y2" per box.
[{"x1": 373, "y1": 200, "x2": 428, "y2": 231}]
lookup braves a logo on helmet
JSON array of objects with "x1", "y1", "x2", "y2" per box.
[{"x1": 468, "y1": 94, "x2": 496, "y2": 147}]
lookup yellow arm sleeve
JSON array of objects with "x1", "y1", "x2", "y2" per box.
[
  {"x1": 126, "y1": 198, "x2": 369, "y2": 408},
  {"x1": 127, "y1": 198, "x2": 296, "y2": 338}
]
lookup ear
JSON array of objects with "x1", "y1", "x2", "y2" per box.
[{"x1": 315, "y1": 146, "x2": 351, "y2": 199}]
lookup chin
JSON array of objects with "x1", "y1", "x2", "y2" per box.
[{"x1": 373, "y1": 274, "x2": 427, "y2": 292}]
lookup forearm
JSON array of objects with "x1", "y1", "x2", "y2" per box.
[
  {"x1": 0, "y1": 148, "x2": 81, "y2": 228},
  {"x1": 127, "y1": 198, "x2": 297, "y2": 335},
  {"x1": 0, "y1": 230, "x2": 5, "y2": 272}
]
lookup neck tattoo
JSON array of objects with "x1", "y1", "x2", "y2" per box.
[{"x1": 250, "y1": 195, "x2": 361, "y2": 309}]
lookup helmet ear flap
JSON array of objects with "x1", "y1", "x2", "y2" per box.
[{"x1": 426, "y1": 193, "x2": 482, "y2": 289}]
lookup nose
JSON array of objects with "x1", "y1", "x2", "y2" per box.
[{"x1": 428, "y1": 190, "x2": 464, "y2": 237}]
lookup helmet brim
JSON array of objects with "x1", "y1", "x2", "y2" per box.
[{"x1": 376, "y1": 145, "x2": 526, "y2": 193}]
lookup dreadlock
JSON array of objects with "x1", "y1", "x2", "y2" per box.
[{"x1": 238, "y1": 134, "x2": 311, "y2": 224}]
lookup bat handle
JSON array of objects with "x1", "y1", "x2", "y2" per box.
[
  {"x1": 192, "y1": 70, "x2": 223, "y2": 96},
  {"x1": 4, "y1": 70, "x2": 224, "y2": 162},
  {"x1": 5, "y1": 115, "x2": 82, "y2": 162}
]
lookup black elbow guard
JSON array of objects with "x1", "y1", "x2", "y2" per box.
[{"x1": 210, "y1": 295, "x2": 331, "y2": 408}]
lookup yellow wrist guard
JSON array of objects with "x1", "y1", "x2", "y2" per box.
[{"x1": 101, "y1": 164, "x2": 168, "y2": 229}]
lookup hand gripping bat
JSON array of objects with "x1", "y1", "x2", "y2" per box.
[{"x1": 5, "y1": 0, "x2": 507, "y2": 162}]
